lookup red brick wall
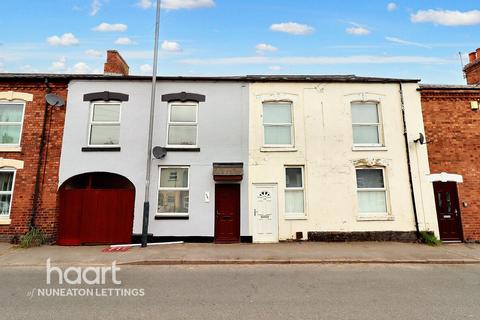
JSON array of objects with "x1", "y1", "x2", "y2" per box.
[
  {"x1": 104, "y1": 50, "x2": 129, "y2": 76},
  {"x1": 421, "y1": 88, "x2": 480, "y2": 241},
  {"x1": 464, "y1": 61, "x2": 480, "y2": 85},
  {"x1": 0, "y1": 80, "x2": 67, "y2": 242}
]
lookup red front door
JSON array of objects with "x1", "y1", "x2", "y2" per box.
[
  {"x1": 215, "y1": 184, "x2": 240, "y2": 243},
  {"x1": 433, "y1": 182, "x2": 463, "y2": 241}
]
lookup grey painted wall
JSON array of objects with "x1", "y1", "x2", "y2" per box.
[{"x1": 60, "y1": 80, "x2": 249, "y2": 237}]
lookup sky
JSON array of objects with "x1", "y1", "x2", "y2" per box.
[{"x1": 0, "y1": 0, "x2": 479, "y2": 84}]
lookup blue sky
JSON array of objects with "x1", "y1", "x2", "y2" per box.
[{"x1": 1, "y1": 0, "x2": 479, "y2": 83}]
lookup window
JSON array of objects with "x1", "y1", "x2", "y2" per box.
[
  {"x1": 0, "y1": 170, "x2": 15, "y2": 217},
  {"x1": 89, "y1": 103, "x2": 121, "y2": 146},
  {"x1": 356, "y1": 168, "x2": 388, "y2": 217},
  {"x1": 157, "y1": 167, "x2": 189, "y2": 216},
  {"x1": 285, "y1": 167, "x2": 304, "y2": 216},
  {"x1": 0, "y1": 103, "x2": 25, "y2": 146},
  {"x1": 351, "y1": 102, "x2": 382, "y2": 146},
  {"x1": 263, "y1": 102, "x2": 293, "y2": 146},
  {"x1": 167, "y1": 103, "x2": 198, "y2": 147}
]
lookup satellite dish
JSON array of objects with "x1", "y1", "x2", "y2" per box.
[
  {"x1": 152, "y1": 146, "x2": 167, "y2": 159},
  {"x1": 414, "y1": 133, "x2": 425, "y2": 144},
  {"x1": 45, "y1": 93, "x2": 65, "y2": 107}
]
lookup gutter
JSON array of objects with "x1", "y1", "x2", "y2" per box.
[{"x1": 398, "y1": 82, "x2": 421, "y2": 237}]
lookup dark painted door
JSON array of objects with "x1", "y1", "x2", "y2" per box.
[
  {"x1": 58, "y1": 189, "x2": 134, "y2": 245},
  {"x1": 433, "y1": 182, "x2": 463, "y2": 241},
  {"x1": 215, "y1": 184, "x2": 240, "y2": 243}
]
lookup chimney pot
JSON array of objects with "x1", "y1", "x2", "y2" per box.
[
  {"x1": 469, "y1": 52, "x2": 477, "y2": 63},
  {"x1": 104, "y1": 50, "x2": 129, "y2": 76}
]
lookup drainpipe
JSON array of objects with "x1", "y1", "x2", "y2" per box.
[
  {"x1": 398, "y1": 81, "x2": 421, "y2": 237},
  {"x1": 29, "y1": 78, "x2": 51, "y2": 229}
]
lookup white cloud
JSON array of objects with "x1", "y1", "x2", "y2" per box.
[
  {"x1": 385, "y1": 36, "x2": 431, "y2": 48},
  {"x1": 256, "y1": 43, "x2": 278, "y2": 54},
  {"x1": 162, "y1": 0, "x2": 215, "y2": 10},
  {"x1": 411, "y1": 9, "x2": 480, "y2": 26},
  {"x1": 161, "y1": 40, "x2": 182, "y2": 52},
  {"x1": 51, "y1": 57, "x2": 67, "y2": 71},
  {"x1": 85, "y1": 49, "x2": 102, "y2": 57},
  {"x1": 90, "y1": 0, "x2": 101, "y2": 16},
  {"x1": 387, "y1": 2, "x2": 397, "y2": 12},
  {"x1": 137, "y1": 0, "x2": 153, "y2": 9},
  {"x1": 115, "y1": 37, "x2": 135, "y2": 45},
  {"x1": 47, "y1": 33, "x2": 79, "y2": 46},
  {"x1": 270, "y1": 22, "x2": 314, "y2": 35},
  {"x1": 269, "y1": 65, "x2": 282, "y2": 71},
  {"x1": 72, "y1": 62, "x2": 92, "y2": 74},
  {"x1": 346, "y1": 26, "x2": 370, "y2": 35},
  {"x1": 180, "y1": 55, "x2": 453, "y2": 65},
  {"x1": 93, "y1": 23, "x2": 128, "y2": 32},
  {"x1": 139, "y1": 64, "x2": 153, "y2": 75}
]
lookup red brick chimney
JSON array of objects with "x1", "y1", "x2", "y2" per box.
[
  {"x1": 104, "y1": 50, "x2": 129, "y2": 76},
  {"x1": 464, "y1": 48, "x2": 480, "y2": 85}
]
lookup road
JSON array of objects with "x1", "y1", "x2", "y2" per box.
[{"x1": 1, "y1": 264, "x2": 479, "y2": 320}]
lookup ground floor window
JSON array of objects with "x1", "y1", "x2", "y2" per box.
[
  {"x1": 285, "y1": 166, "x2": 305, "y2": 217},
  {"x1": 356, "y1": 167, "x2": 388, "y2": 218},
  {"x1": 157, "y1": 167, "x2": 189, "y2": 216},
  {"x1": 0, "y1": 170, "x2": 15, "y2": 217}
]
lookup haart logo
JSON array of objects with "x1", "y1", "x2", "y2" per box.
[{"x1": 46, "y1": 259, "x2": 121, "y2": 285}]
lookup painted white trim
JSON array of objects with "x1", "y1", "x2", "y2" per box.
[
  {"x1": 0, "y1": 218, "x2": 11, "y2": 225},
  {"x1": 355, "y1": 167, "x2": 391, "y2": 219},
  {"x1": 0, "y1": 169, "x2": 16, "y2": 219},
  {"x1": 284, "y1": 166, "x2": 306, "y2": 218},
  {"x1": 262, "y1": 101, "x2": 295, "y2": 148},
  {"x1": 0, "y1": 91, "x2": 33, "y2": 102},
  {"x1": 427, "y1": 172, "x2": 463, "y2": 183},
  {"x1": 0, "y1": 101, "x2": 26, "y2": 147}
]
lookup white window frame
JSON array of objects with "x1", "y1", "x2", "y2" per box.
[
  {"x1": 351, "y1": 101, "x2": 383, "y2": 147},
  {"x1": 262, "y1": 101, "x2": 294, "y2": 148},
  {"x1": 166, "y1": 102, "x2": 199, "y2": 148},
  {"x1": 157, "y1": 166, "x2": 190, "y2": 217},
  {"x1": 285, "y1": 166, "x2": 306, "y2": 218},
  {"x1": 87, "y1": 102, "x2": 121, "y2": 147},
  {"x1": 0, "y1": 168, "x2": 16, "y2": 218},
  {"x1": 355, "y1": 167, "x2": 390, "y2": 219},
  {"x1": 0, "y1": 101, "x2": 26, "y2": 147}
]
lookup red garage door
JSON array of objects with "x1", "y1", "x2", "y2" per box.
[{"x1": 57, "y1": 172, "x2": 135, "y2": 245}]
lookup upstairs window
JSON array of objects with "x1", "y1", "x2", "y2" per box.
[
  {"x1": 263, "y1": 102, "x2": 293, "y2": 147},
  {"x1": 89, "y1": 103, "x2": 121, "y2": 146},
  {"x1": 167, "y1": 103, "x2": 198, "y2": 147},
  {"x1": 0, "y1": 170, "x2": 15, "y2": 217},
  {"x1": 351, "y1": 102, "x2": 382, "y2": 146},
  {"x1": 0, "y1": 103, "x2": 25, "y2": 146},
  {"x1": 356, "y1": 168, "x2": 388, "y2": 217}
]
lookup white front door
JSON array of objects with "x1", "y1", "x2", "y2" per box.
[{"x1": 252, "y1": 184, "x2": 278, "y2": 243}]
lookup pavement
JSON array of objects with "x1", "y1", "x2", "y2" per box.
[{"x1": 1, "y1": 241, "x2": 480, "y2": 266}]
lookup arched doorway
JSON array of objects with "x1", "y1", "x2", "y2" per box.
[{"x1": 58, "y1": 172, "x2": 135, "y2": 245}]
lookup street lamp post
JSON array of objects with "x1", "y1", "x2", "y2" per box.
[{"x1": 141, "y1": 0, "x2": 161, "y2": 247}]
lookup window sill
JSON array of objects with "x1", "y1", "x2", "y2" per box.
[
  {"x1": 82, "y1": 146, "x2": 121, "y2": 152},
  {"x1": 260, "y1": 147, "x2": 297, "y2": 152},
  {"x1": 284, "y1": 215, "x2": 307, "y2": 220},
  {"x1": 0, "y1": 218, "x2": 11, "y2": 225},
  {"x1": 0, "y1": 146, "x2": 21, "y2": 153},
  {"x1": 155, "y1": 215, "x2": 189, "y2": 220},
  {"x1": 352, "y1": 146, "x2": 387, "y2": 152},
  {"x1": 165, "y1": 147, "x2": 200, "y2": 152},
  {"x1": 356, "y1": 215, "x2": 393, "y2": 221}
]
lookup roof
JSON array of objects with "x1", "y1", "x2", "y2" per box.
[
  {"x1": 0, "y1": 73, "x2": 420, "y2": 83},
  {"x1": 418, "y1": 84, "x2": 480, "y2": 90}
]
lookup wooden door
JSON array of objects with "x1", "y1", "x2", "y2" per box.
[
  {"x1": 215, "y1": 184, "x2": 240, "y2": 243},
  {"x1": 252, "y1": 184, "x2": 278, "y2": 243},
  {"x1": 433, "y1": 182, "x2": 463, "y2": 241}
]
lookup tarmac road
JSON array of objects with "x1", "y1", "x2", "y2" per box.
[{"x1": 1, "y1": 264, "x2": 480, "y2": 320}]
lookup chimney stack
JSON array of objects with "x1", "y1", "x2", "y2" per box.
[
  {"x1": 104, "y1": 50, "x2": 129, "y2": 76},
  {"x1": 464, "y1": 48, "x2": 480, "y2": 85}
]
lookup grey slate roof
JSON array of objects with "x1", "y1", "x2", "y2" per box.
[{"x1": 0, "y1": 73, "x2": 420, "y2": 83}]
